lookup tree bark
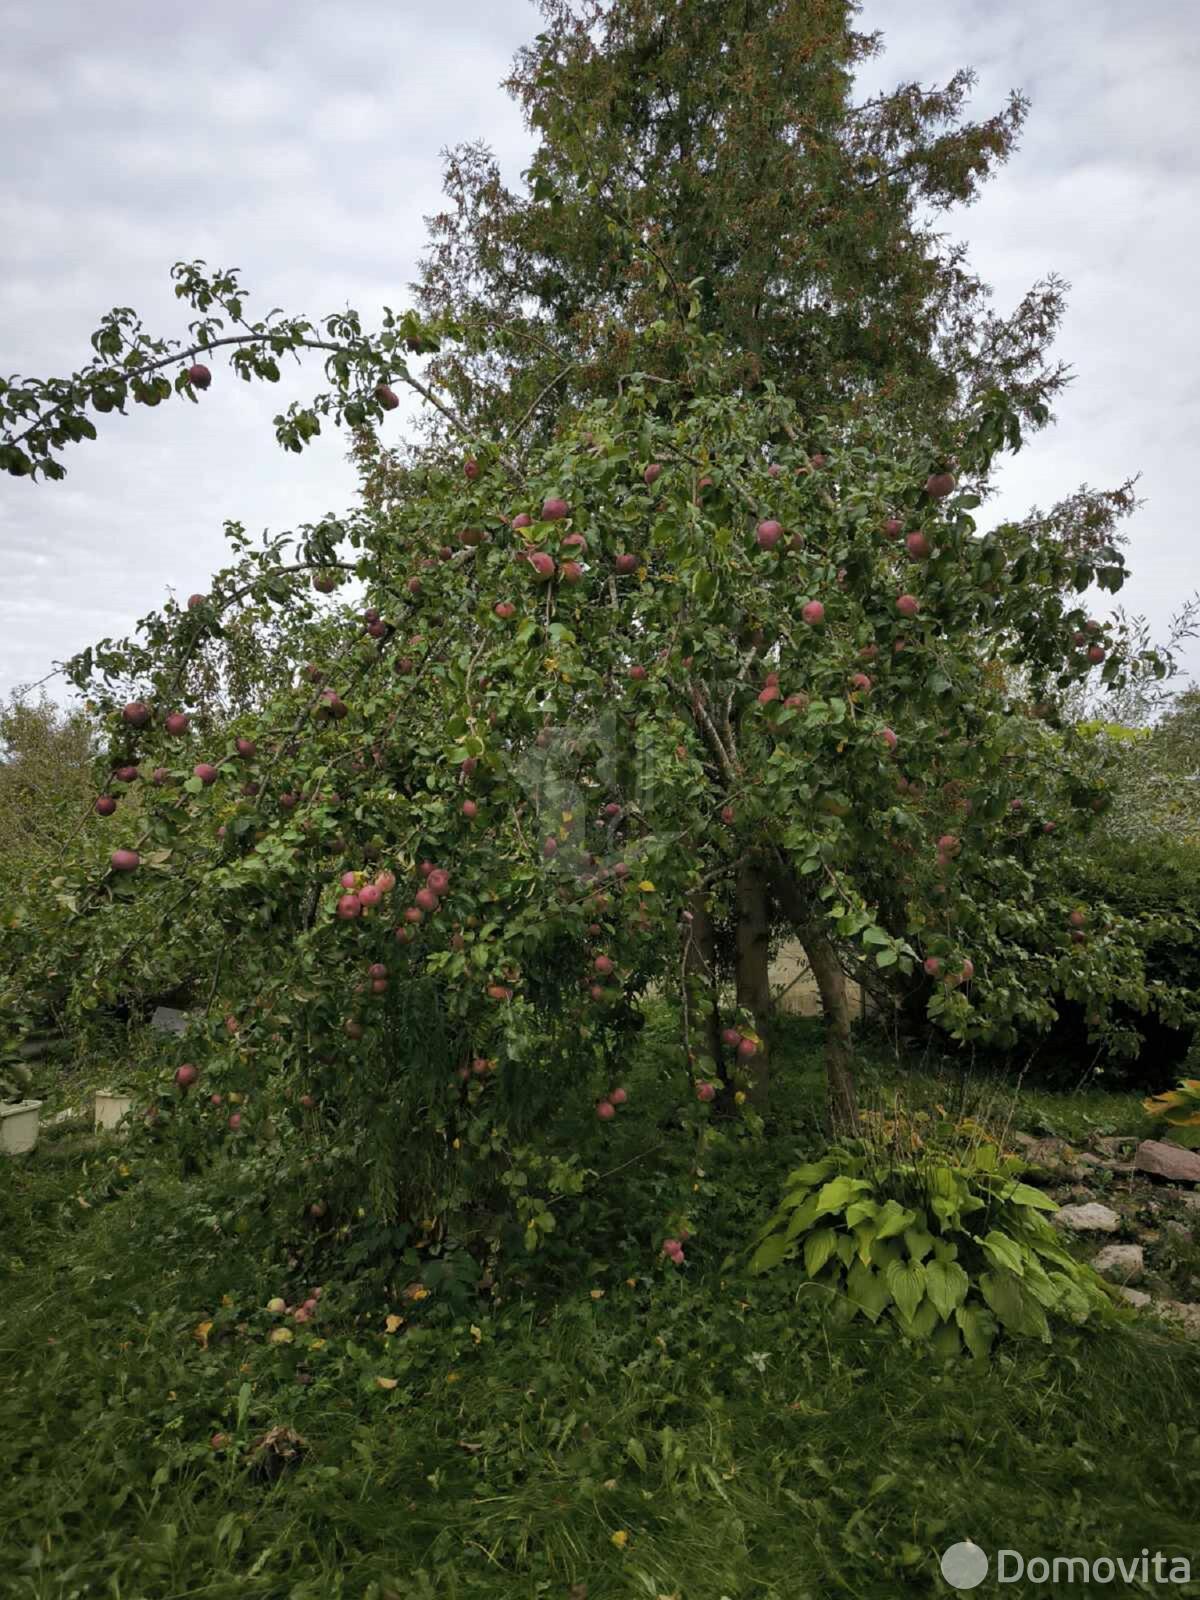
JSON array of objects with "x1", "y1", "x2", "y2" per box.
[
  {"x1": 801, "y1": 931, "x2": 859, "y2": 1138},
  {"x1": 734, "y1": 857, "x2": 773, "y2": 1109},
  {"x1": 683, "y1": 888, "x2": 724, "y2": 1082},
  {"x1": 768, "y1": 863, "x2": 859, "y2": 1137}
]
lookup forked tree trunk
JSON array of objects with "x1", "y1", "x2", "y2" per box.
[
  {"x1": 769, "y1": 865, "x2": 860, "y2": 1137},
  {"x1": 683, "y1": 888, "x2": 724, "y2": 1083},
  {"x1": 734, "y1": 857, "x2": 773, "y2": 1109}
]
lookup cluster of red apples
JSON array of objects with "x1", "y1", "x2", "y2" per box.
[{"x1": 595, "y1": 1085, "x2": 629, "y2": 1121}]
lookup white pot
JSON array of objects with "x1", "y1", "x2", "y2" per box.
[
  {"x1": 94, "y1": 1091, "x2": 134, "y2": 1132},
  {"x1": 0, "y1": 1099, "x2": 43, "y2": 1155}
]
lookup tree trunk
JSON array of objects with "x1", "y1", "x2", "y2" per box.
[
  {"x1": 734, "y1": 857, "x2": 773, "y2": 1109},
  {"x1": 768, "y1": 863, "x2": 859, "y2": 1137},
  {"x1": 801, "y1": 932, "x2": 859, "y2": 1138},
  {"x1": 683, "y1": 888, "x2": 724, "y2": 1082}
]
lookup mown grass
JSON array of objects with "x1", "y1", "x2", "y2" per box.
[{"x1": 2, "y1": 1018, "x2": 1198, "y2": 1599}]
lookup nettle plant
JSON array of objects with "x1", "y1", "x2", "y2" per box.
[
  {"x1": 0, "y1": 263, "x2": 1170, "y2": 1254},
  {"x1": 746, "y1": 1140, "x2": 1114, "y2": 1357}
]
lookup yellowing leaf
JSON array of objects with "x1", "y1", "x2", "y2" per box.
[
  {"x1": 446, "y1": 1371, "x2": 460, "y2": 1383},
  {"x1": 194, "y1": 1320, "x2": 213, "y2": 1350},
  {"x1": 375, "y1": 1376, "x2": 399, "y2": 1390},
  {"x1": 611, "y1": 1530, "x2": 630, "y2": 1550},
  {"x1": 469, "y1": 1324, "x2": 482, "y2": 1344},
  {"x1": 638, "y1": 880, "x2": 655, "y2": 892},
  {"x1": 385, "y1": 1314, "x2": 405, "y2": 1334},
  {"x1": 590, "y1": 1289, "x2": 605, "y2": 1300}
]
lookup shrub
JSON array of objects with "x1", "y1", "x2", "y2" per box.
[{"x1": 745, "y1": 1137, "x2": 1113, "y2": 1357}]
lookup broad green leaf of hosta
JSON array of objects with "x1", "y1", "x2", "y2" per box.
[
  {"x1": 874, "y1": 1199, "x2": 916, "y2": 1241},
  {"x1": 786, "y1": 1159, "x2": 839, "y2": 1188},
  {"x1": 804, "y1": 1227, "x2": 839, "y2": 1278},
  {"x1": 999, "y1": 1181, "x2": 1059, "y2": 1212},
  {"x1": 980, "y1": 1230, "x2": 1026, "y2": 1276},
  {"x1": 844, "y1": 1198, "x2": 879, "y2": 1228},
  {"x1": 814, "y1": 1176, "x2": 871, "y2": 1217},
  {"x1": 902, "y1": 1225, "x2": 935, "y2": 1263},
  {"x1": 930, "y1": 1320, "x2": 962, "y2": 1360},
  {"x1": 925, "y1": 1260, "x2": 969, "y2": 1321},
  {"x1": 852, "y1": 1221, "x2": 877, "y2": 1265},
  {"x1": 955, "y1": 1303, "x2": 996, "y2": 1361},
  {"x1": 783, "y1": 1194, "x2": 823, "y2": 1239},
  {"x1": 846, "y1": 1260, "x2": 891, "y2": 1323},
  {"x1": 750, "y1": 1233, "x2": 793, "y2": 1274},
  {"x1": 893, "y1": 1297, "x2": 940, "y2": 1340},
  {"x1": 886, "y1": 1259, "x2": 927, "y2": 1324}
]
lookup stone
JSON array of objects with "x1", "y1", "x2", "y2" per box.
[
  {"x1": 1093, "y1": 1135, "x2": 1138, "y2": 1157},
  {"x1": 1167, "y1": 1190, "x2": 1200, "y2": 1212},
  {"x1": 1051, "y1": 1202, "x2": 1121, "y2": 1233},
  {"x1": 1158, "y1": 1301, "x2": 1200, "y2": 1336},
  {"x1": 1165, "y1": 1219, "x2": 1192, "y2": 1240},
  {"x1": 1134, "y1": 1140, "x2": 1200, "y2": 1185},
  {"x1": 1091, "y1": 1243, "x2": 1144, "y2": 1283},
  {"x1": 1118, "y1": 1287, "x2": 1152, "y2": 1309},
  {"x1": 151, "y1": 1006, "x2": 190, "y2": 1035}
]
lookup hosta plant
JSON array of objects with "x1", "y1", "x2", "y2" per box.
[
  {"x1": 746, "y1": 1141, "x2": 1113, "y2": 1357},
  {"x1": 1143, "y1": 1077, "x2": 1200, "y2": 1149}
]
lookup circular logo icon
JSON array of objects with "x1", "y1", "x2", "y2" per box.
[{"x1": 940, "y1": 1542, "x2": 989, "y2": 1590}]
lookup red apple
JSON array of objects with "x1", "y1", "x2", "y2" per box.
[
  {"x1": 758, "y1": 684, "x2": 781, "y2": 706},
  {"x1": 849, "y1": 673, "x2": 872, "y2": 693},
  {"x1": 193, "y1": 763, "x2": 218, "y2": 785},
  {"x1": 560, "y1": 560, "x2": 583, "y2": 585},
  {"x1": 187, "y1": 593, "x2": 206, "y2": 609},
  {"x1": 1087, "y1": 645, "x2": 1106, "y2": 664},
  {"x1": 721, "y1": 805, "x2": 735, "y2": 824},
  {"x1": 174, "y1": 1063, "x2": 198, "y2": 1091},
  {"x1": 905, "y1": 531, "x2": 931, "y2": 560},
  {"x1": 695, "y1": 1082, "x2": 716, "y2": 1103},
  {"x1": 542, "y1": 497, "x2": 569, "y2": 520},
  {"x1": 896, "y1": 594, "x2": 920, "y2": 618},
  {"x1": 594, "y1": 955, "x2": 614, "y2": 976},
  {"x1": 359, "y1": 884, "x2": 383, "y2": 908},
  {"x1": 122, "y1": 701, "x2": 150, "y2": 728},
  {"x1": 610, "y1": 1087, "x2": 628, "y2": 1105},
  {"x1": 406, "y1": 577, "x2": 422, "y2": 595},
  {"x1": 737, "y1": 1037, "x2": 757, "y2": 1060},
  {"x1": 755, "y1": 519, "x2": 783, "y2": 550},
  {"x1": 94, "y1": 795, "x2": 117, "y2": 816},
  {"x1": 923, "y1": 956, "x2": 943, "y2": 977},
  {"x1": 375, "y1": 383, "x2": 400, "y2": 410},
  {"x1": 187, "y1": 363, "x2": 212, "y2": 389},
  {"x1": 235, "y1": 737, "x2": 256, "y2": 759},
  {"x1": 462, "y1": 800, "x2": 478, "y2": 819},
  {"x1": 344, "y1": 1019, "x2": 364, "y2": 1039},
  {"x1": 110, "y1": 849, "x2": 140, "y2": 872},
  {"x1": 427, "y1": 868, "x2": 450, "y2": 895},
  {"x1": 511, "y1": 512, "x2": 533, "y2": 530},
  {"x1": 644, "y1": 463, "x2": 663, "y2": 486},
  {"x1": 614, "y1": 553, "x2": 639, "y2": 575},
  {"x1": 925, "y1": 471, "x2": 956, "y2": 498},
  {"x1": 415, "y1": 887, "x2": 439, "y2": 913},
  {"x1": 464, "y1": 457, "x2": 480, "y2": 480},
  {"x1": 494, "y1": 601, "x2": 516, "y2": 619},
  {"x1": 528, "y1": 551, "x2": 556, "y2": 581},
  {"x1": 879, "y1": 727, "x2": 898, "y2": 751},
  {"x1": 596, "y1": 1099, "x2": 616, "y2": 1121},
  {"x1": 882, "y1": 517, "x2": 903, "y2": 539},
  {"x1": 227, "y1": 1112, "x2": 242, "y2": 1130},
  {"x1": 337, "y1": 894, "x2": 362, "y2": 919},
  {"x1": 629, "y1": 665, "x2": 647, "y2": 681},
  {"x1": 542, "y1": 836, "x2": 558, "y2": 858},
  {"x1": 801, "y1": 600, "x2": 825, "y2": 625}
]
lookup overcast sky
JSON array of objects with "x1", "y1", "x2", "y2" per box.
[{"x1": 1, "y1": 0, "x2": 1197, "y2": 707}]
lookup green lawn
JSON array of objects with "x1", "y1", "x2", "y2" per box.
[{"x1": 2, "y1": 1017, "x2": 1198, "y2": 1599}]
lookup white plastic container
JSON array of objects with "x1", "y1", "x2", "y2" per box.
[
  {"x1": 94, "y1": 1091, "x2": 134, "y2": 1133},
  {"x1": 0, "y1": 1099, "x2": 43, "y2": 1155}
]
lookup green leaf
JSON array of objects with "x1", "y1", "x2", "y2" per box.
[
  {"x1": 750, "y1": 1233, "x2": 792, "y2": 1274},
  {"x1": 874, "y1": 1199, "x2": 916, "y2": 1240},
  {"x1": 803, "y1": 1227, "x2": 839, "y2": 1278},
  {"x1": 885, "y1": 1258, "x2": 926, "y2": 1324},
  {"x1": 1000, "y1": 1181, "x2": 1059, "y2": 1212},
  {"x1": 955, "y1": 1303, "x2": 996, "y2": 1361},
  {"x1": 929, "y1": 1320, "x2": 961, "y2": 1360},
  {"x1": 813, "y1": 1175, "x2": 871, "y2": 1217},
  {"x1": 846, "y1": 1260, "x2": 891, "y2": 1323},
  {"x1": 925, "y1": 1260, "x2": 969, "y2": 1321},
  {"x1": 902, "y1": 1225, "x2": 934, "y2": 1263},
  {"x1": 980, "y1": 1230, "x2": 1026, "y2": 1276},
  {"x1": 844, "y1": 1198, "x2": 878, "y2": 1228},
  {"x1": 626, "y1": 1437, "x2": 647, "y2": 1472},
  {"x1": 782, "y1": 1194, "x2": 823, "y2": 1239}
]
